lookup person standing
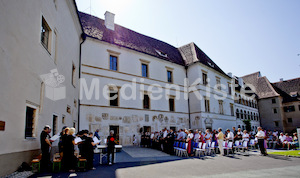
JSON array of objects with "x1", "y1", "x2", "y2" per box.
[
  {"x1": 217, "y1": 128, "x2": 224, "y2": 156},
  {"x1": 86, "y1": 132, "x2": 96, "y2": 170},
  {"x1": 256, "y1": 127, "x2": 267, "y2": 156},
  {"x1": 94, "y1": 129, "x2": 100, "y2": 140},
  {"x1": 167, "y1": 129, "x2": 175, "y2": 155},
  {"x1": 40, "y1": 125, "x2": 53, "y2": 172},
  {"x1": 186, "y1": 130, "x2": 194, "y2": 156},
  {"x1": 62, "y1": 127, "x2": 77, "y2": 172},
  {"x1": 107, "y1": 130, "x2": 116, "y2": 165},
  {"x1": 193, "y1": 130, "x2": 200, "y2": 143}
]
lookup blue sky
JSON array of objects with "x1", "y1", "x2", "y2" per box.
[{"x1": 76, "y1": 0, "x2": 300, "y2": 82}]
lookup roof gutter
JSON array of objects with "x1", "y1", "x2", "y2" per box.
[
  {"x1": 185, "y1": 65, "x2": 191, "y2": 129},
  {"x1": 78, "y1": 33, "x2": 86, "y2": 131}
]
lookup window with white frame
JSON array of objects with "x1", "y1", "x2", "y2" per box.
[
  {"x1": 41, "y1": 17, "x2": 51, "y2": 52},
  {"x1": 25, "y1": 104, "x2": 38, "y2": 138},
  {"x1": 218, "y1": 100, "x2": 224, "y2": 114}
]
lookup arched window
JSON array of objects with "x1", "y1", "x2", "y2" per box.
[
  {"x1": 247, "y1": 111, "x2": 250, "y2": 120},
  {"x1": 236, "y1": 109, "x2": 240, "y2": 118},
  {"x1": 239, "y1": 96, "x2": 241, "y2": 104},
  {"x1": 244, "y1": 110, "x2": 247, "y2": 119},
  {"x1": 240, "y1": 109, "x2": 243, "y2": 119},
  {"x1": 251, "y1": 112, "x2": 253, "y2": 120}
]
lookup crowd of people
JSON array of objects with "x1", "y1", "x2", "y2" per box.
[
  {"x1": 39, "y1": 124, "x2": 298, "y2": 172},
  {"x1": 39, "y1": 125, "x2": 109, "y2": 173},
  {"x1": 139, "y1": 127, "x2": 299, "y2": 156}
]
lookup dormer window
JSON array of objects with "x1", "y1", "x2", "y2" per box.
[
  {"x1": 290, "y1": 92, "x2": 298, "y2": 97},
  {"x1": 207, "y1": 62, "x2": 214, "y2": 67},
  {"x1": 155, "y1": 49, "x2": 168, "y2": 58}
]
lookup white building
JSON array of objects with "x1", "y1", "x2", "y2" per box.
[
  {"x1": 0, "y1": 0, "x2": 82, "y2": 176},
  {"x1": 233, "y1": 77, "x2": 260, "y2": 131},
  {"x1": 79, "y1": 12, "x2": 240, "y2": 145}
]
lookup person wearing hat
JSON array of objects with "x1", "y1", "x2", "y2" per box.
[{"x1": 40, "y1": 125, "x2": 53, "y2": 171}]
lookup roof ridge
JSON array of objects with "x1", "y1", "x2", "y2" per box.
[
  {"x1": 273, "y1": 77, "x2": 300, "y2": 84},
  {"x1": 79, "y1": 11, "x2": 178, "y2": 50},
  {"x1": 241, "y1": 71, "x2": 261, "y2": 78}
]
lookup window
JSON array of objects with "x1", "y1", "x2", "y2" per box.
[
  {"x1": 0, "y1": 121, "x2": 5, "y2": 131},
  {"x1": 274, "y1": 121, "x2": 279, "y2": 127},
  {"x1": 53, "y1": 30, "x2": 58, "y2": 63},
  {"x1": 67, "y1": 105, "x2": 71, "y2": 114},
  {"x1": 284, "y1": 106, "x2": 295, "y2": 112},
  {"x1": 110, "y1": 55, "x2": 118, "y2": 71},
  {"x1": 62, "y1": 114, "x2": 66, "y2": 124},
  {"x1": 202, "y1": 72, "x2": 208, "y2": 85},
  {"x1": 109, "y1": 88, "x2": 119, "y2": 106},
  {"x1": 72, "y1": 63, "x2": 76, "y2": 86},
  {"x1": 25, "y1": 106, "x2": 37, "y2": 138},
  {"x1": 218, "y1": 100, "x2": 224, "y2": 114},
  {"x1": 240, "y1": 110, "x2": 243, "y2": 119},
  {"x1": 167, "y1": 70, "x2": 173, "y2": 83},
  {"x1": 228, "y1": 83, "x2": 232, "y2": 95},
  {"x1": 141, "y1": 63, "x2": 148, "y2": 78},
  {"x1": 230, "y1": 104, "x2": 234, "y2": 116},
  {"x1": 204, "y1": 97, "x2": 210, "y2": 112},
  {"x1": 216, "y1": 78, "x2": 221, "y2": 90},
  {"x1": 272, "y1": 98, "x2": 276, "y2": 104},
  {"x1": 41, "y1": 17, "x2": 51, "y2": 51},
  {"x1": 273, "y1": 108, "x2": 277, "y2": 114},
  {"x1": 143, "y1": 94, "x2": 150, "y2": 109},
  {"x1": 52, "y1": 115, "x2": 58, "y2": 135},
  {"x1": 288, "y1": 118, "x2": 293, "y2": 123},
  {"x1": 236, "y1": 109, "x2": 239, "y2": 118},
  {"x1": 169, "y1": 98, "x2": 175, "y2": 112}
]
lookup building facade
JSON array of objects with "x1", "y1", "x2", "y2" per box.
[
  {"x1": 233, "y1": 77, "x2": 260, "y2": 131},
  {"x1": 0, "y1": 0, "x2": 82, "y2": 176},
  {"x1": 78, "y1": 11, "x2": 251, "y2": 145},
  {"x1": 242, "y1": 72, "x2": 299, "y2": 133}
]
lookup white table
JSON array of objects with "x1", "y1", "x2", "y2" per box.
[{"x1": 97, "y1": 145, "x2": 122, "y2": 164}]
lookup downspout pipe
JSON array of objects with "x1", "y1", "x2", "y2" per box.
[
  {"x1": 78, "y1": 33, "x2": 86, "y2": 131},
  {"x1": 185, "y1": 65, "x2": 191, "y2": 129}
]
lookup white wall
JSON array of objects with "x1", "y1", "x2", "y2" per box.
[
  {"x1": 80, "y1": 38, "x2": 190, "y2": 145},
  {"x1": 0, "y1": 0, "x2": 81, "y2": 156}
]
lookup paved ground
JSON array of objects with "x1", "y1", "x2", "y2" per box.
[{"x1": 31, "y1": 147, "x2": 300, "y2": 178}]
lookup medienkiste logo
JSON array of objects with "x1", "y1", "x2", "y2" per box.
[{"x1": 40, "y1": 69, "x2": 66, "y2": 101}]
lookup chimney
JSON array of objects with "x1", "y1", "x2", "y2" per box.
[
  {"x1": 280, "y1": 78, "x2": 283, "y2": 82},
  {"x1": 238, "y1": 78, "x2": 244, "y2": 87},
  {"x1": 227, "y1": 72, "x2": 232, "y2": 78},
  {"x1": 104, "y1": 11, "x2": 115, "y2": 30}
]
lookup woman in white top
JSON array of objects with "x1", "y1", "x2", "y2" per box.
[
  {"x1": 242, "y1": 130, "x2": 250, "y2": 142},
  {"x1": 187, "y1": 130, "x2": 194, "y2": 156}
]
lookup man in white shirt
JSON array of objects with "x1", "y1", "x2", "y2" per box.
[
  {"x1": 226, "y1": 129, "x2": 234, "y2": 142},
  {"x1": 279, "y1": 132, "x2": 287, "y2": 148},
  {"x1": 163, "y1": 128, "x2": 168, "y2": 139},
  {"x1": 256, "y1": 127, "x2": 267, "y2": 156},
  {"x1": 194, "y1": 130, "x2": 200, "y2": 143}
]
